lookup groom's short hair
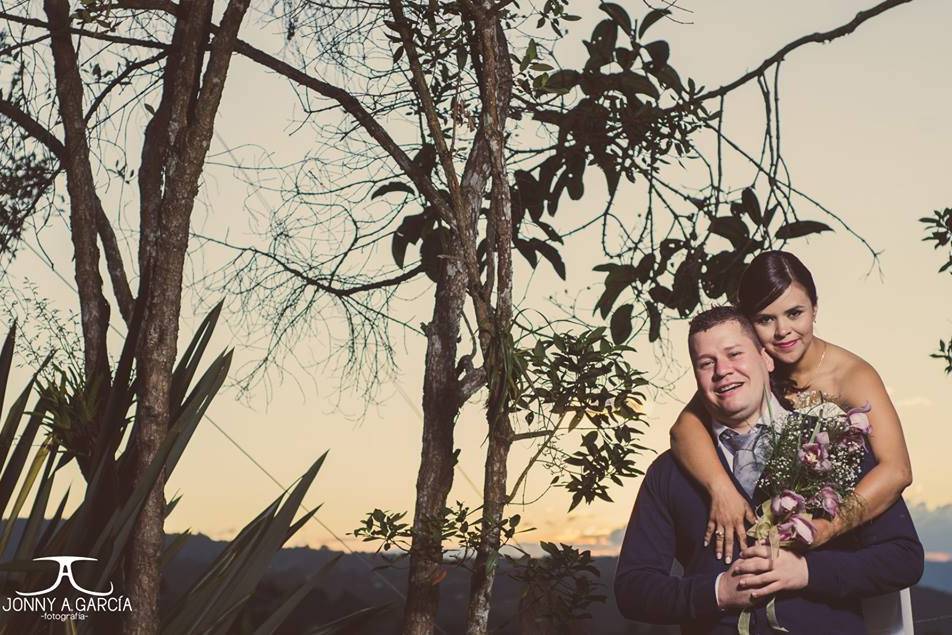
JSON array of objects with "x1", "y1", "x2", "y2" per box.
[{"x1": 688, "y1": 306, "x2": 762, "y2": 350}]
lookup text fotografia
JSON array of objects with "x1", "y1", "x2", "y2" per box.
[
  {"x1": 1, "y1": 556, "x2": 131, "y2": 621},
  {"x1": 2, "y1": 595, "x2": 132, "y2": 618}
]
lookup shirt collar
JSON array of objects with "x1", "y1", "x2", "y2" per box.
[{"x1": 709, "y1": 393, "x2": 790, "y2": 439}]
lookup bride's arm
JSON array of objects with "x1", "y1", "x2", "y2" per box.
[
  {"x1": 670, "y1": 392, "x2": 755, "y2": 562},
  {"x1": 815, "y1": 361, "x2": 913, "y2": 547}
]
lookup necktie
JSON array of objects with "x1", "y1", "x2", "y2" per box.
[{"x1": 719, "y1": 424, "x2": 769, "y2": 497}]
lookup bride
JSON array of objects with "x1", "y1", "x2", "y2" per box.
[{"x1": 669, "y1": 250, "x2": 913, "y2": 563}]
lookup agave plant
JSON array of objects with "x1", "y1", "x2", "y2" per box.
[{"x1": 0, "y1": 306, "x2": 386, "y2": 633}]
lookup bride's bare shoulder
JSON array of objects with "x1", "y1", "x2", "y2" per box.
[{"x1": 825, "y1": 342, "x2": 885, "y2": 403}]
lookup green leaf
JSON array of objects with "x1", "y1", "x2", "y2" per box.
[
  {"x1": 646, "y1": 301, "x2": 662, "y2": 342},
  {"x1": 567, "y1": 409, "x2": 585, "y2": 432},
  {"x1": 620, "y1": 71, "x2": 660, "y2": 100},
  {"x1": 521, "y1": 39, "x2": 538, "y2": 72},
  {"x1": 593, "y1": 264, "x2": 638, "y2": 318},
  {"x1": 638, "y1": 8, "x2": 670, "y2": 39},
  {"x1": 532, "y1": 239, "x2": 566, "y2": 279},
  {"x1": 372, "y1": 181, "x2": 414, "y2": 199},
  {"x1": 420, "y1": 227, "x2": 449, "y2": 282},
  {"x1": 610, "y1": 304, "x2": 634, "y2": 345},
  {"x1": 392, "y1": 233, "x2": 409, "y2": 269},
  {"x1": 545, "y1": 69, "x2": 580, "y2": 92},
  {"x1": 775, "y1": 220, "x2": 833, "y2": 240},
  {"x1": 709, "y1": 216, "x2": 750, "y2": 249},
  {"x1": 644, "y1": 40, "x2": 670, "y2": 66},
  {"x1": 741, "y1": 188, "x2": 761, "y2": 224},
  {"x1": 599, "y1": 3, "x2": 632, "y2": 35}
]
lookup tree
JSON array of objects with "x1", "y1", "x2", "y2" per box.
[
  {"x1": 921, "y1": 207, "x2": 952, "y2": 374},
  {"x1": 1, "y1": 0, "x2": 253, "y2": 630}
]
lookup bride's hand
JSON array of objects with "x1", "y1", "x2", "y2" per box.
[{"x1": 704, "y1": 483, "x2": 756, "y2": 563}]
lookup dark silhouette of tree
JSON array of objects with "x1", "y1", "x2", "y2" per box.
[
  {"x1": 0, "y1": 0, "x2": 253, "y2": 631},
  {"x1": 921, "y1": 207, "x2": 951, "y2": 374}
]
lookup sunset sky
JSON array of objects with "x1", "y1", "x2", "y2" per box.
[{"x1": 4, "y1": 0, "x2": 952, "y2": 564}]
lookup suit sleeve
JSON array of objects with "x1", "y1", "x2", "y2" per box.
[
  {"x1": 804, "y1": 490, "x2": 924, "y2": 600},
  {"x1": 614, "y1": 461, "x2": 722, "y2": 623}
]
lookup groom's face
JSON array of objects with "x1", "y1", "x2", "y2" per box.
[{"x1": 689, "y1": 319, "x2": 775, "y2": 428}]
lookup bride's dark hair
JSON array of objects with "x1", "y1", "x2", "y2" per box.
[
  {"x1": 735, "y1": 251, "x2": 818, "y2": 404},
  {"x1": 736, "y1": 251, "x2": 817, "y2": 316}
]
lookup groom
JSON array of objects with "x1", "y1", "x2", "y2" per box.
[{"x1": 614, "y1": 306, "x2": 923, "y2": 634}]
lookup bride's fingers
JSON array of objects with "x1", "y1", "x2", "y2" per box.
[
  {"x1": 733, "y1": 522, "x2": 747, "y2": 554},
  {"x1": 744, "y1": 504, "x2": 757, "y2": 524},
  {"x1": 704, "y1": 520, "x2": 716, "y2": 547}
]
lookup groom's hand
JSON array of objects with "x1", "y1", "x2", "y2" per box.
[
  {"x1": 733, "y1": 545, "x2": 809, "y2": 599},
  {"x1": 716, "y1": 570, "x2": 755, "y2": 610}
]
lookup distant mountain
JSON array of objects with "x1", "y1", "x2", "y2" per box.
[
  {"x1": 160, "y1": 533, "x2": 952, "y2": 634},
  {"x1": 3, "y1": 520, "x2": 951, "y2": 633},
  {"x1": 923, "y1": 560, "x2": 952, "y2": 596}
]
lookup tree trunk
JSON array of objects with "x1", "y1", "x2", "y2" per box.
[
  {"x1": 464, "y1": 10, "x2": 515, "y2": 633},
  {"x1": 464, "y1": 388, "x2": 513, "y2": 635},
  {"x1": 402, "y1": 259, "x2": 467, "y2": 635},
  {"x1": 42, "y1": 0, "x2": 112, "y2": 384},
  {"x1": 124, "y1": 233, "x2": 189, "y2": 633}
]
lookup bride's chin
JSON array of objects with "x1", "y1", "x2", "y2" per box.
[{"x1": 770, "y1": 347, "x2": 801, "y2": 364}]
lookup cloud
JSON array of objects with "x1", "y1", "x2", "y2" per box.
[
  {"x1": 893, "y1": 396, "x2": 934, "y2": 408},
  {"x1": 909, "y1": 503, "x2": 952, "y2": 555}
]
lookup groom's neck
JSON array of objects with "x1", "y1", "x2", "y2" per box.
[{"x1": 715, "y1": 396, "x2": 775, "y2": 431}]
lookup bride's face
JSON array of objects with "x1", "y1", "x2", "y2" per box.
[{"x1": 749, "y1": 282, "x2": 817, "y2": 366}]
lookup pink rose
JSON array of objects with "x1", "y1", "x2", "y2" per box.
[
  {"x1": 846, "y1": 403, "x2": 872, "y2": 435},
  {"x1": 778, "y1": 514, "x2": 816, "y2": 546},
  {"x1": 799, "y1": 441, "x2": 832, "y2": 473},
  {"x1": 771, "y1": 490, "x2": 806, "y2": 519},
  {"x1": 812, "y1": 486, "x2": 842, "y2": 517}
]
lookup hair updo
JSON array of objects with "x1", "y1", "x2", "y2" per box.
[
  {"x1": 736, "y1": 251, "x2": 817, "y2": 318},
  {"x1": 735, "y1": 251, "x2": 818, "y2": 403}
]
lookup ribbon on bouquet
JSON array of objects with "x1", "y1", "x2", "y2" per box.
[{"x1": 737, "y1": 530, "x2": 789, "y2": 634}]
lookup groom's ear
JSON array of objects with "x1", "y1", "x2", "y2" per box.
[{"x1": 760, "y1": 346, "x2": 775, "y2": 373}]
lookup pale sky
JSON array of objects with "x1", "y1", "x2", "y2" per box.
[{"x1": 4, "y1": 0, "x2": 952, "y2": 558}]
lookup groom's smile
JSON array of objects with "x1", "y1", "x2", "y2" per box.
[{"x1": 689, "y1": 319, "x2": 775, "y2": 429}]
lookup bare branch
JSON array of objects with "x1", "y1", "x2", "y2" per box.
[
  {"x1": 672, "y1": 0, "x2": 913, "y2": 110},
  {"x1": 43, "y1": 0, "x2": 114, "y2": 381},
  {"x1": 387, "y1": 0, "x2": 466, "y2": 227},
  {"x1": 0, "y1": 96, "x2": 136, "y2": 324},
  {"x1": 0, "y1": 97, "x2": 65, "y2": 158}
]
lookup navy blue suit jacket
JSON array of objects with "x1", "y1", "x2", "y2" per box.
[{"x1": 614, "y1": 446, "x2": 923, "y2": 634}]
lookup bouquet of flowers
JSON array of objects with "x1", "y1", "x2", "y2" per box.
[
  {"x1": 737, "y1": 400, "x2": 872, "y2": 634},
  {"x1": 749, "y1": 401, "x2": 871, "y2": 550}
]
